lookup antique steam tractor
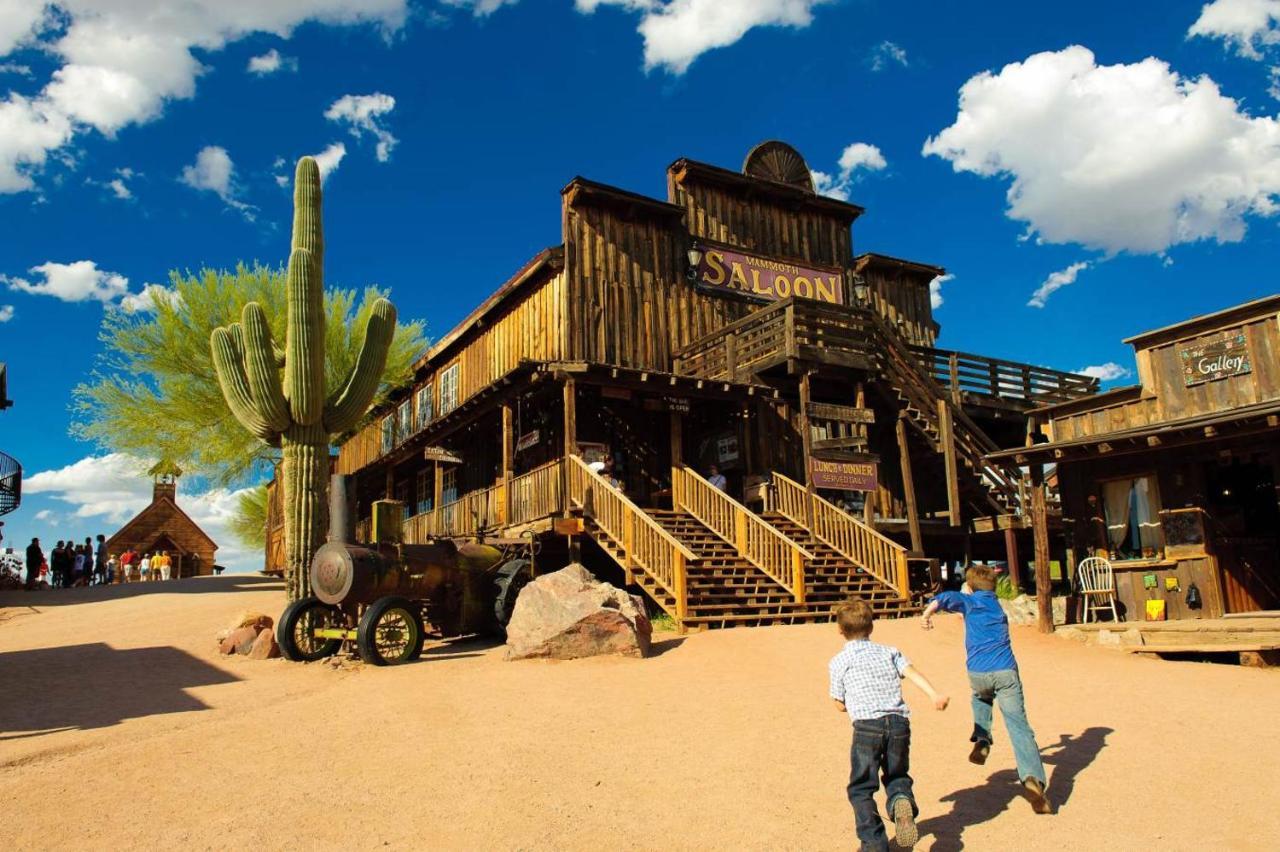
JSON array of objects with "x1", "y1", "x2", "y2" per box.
[{"x1": 276, "y1": 477, "x2": 534, "y2": 665}]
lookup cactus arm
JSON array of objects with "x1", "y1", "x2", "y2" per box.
[
  {"x1": 283, "y1": 247, "x2": 326, "y2": 426},
  {"x1": 291, "y1": 157, "x2": 324, "y2": 272},
  {"x1": 324, "y1": 299, "x2": 397, "y2": 434},
  {"x1": 272, "y1": 341, "x2": 285, "y2": 368},
  {"x1": 211, "y1": 324, "x2": 278, "y2": 442},
  {"x1": 241, "y1": 302, "x2": 291, "y2": 433}
]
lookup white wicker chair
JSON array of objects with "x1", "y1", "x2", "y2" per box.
[{"x1": 1077, "y1": 556, "x2": 1120, "y2": 623}]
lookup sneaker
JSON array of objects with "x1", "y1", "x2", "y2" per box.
[
  {"x1": 968, "y1": 741, "x2": 990, "y2": 765},
  {"x1": 892, "y1": 797, "x2": 918, "y2": 848},
  {"x1": 1022, "y1": 777, "x2": 1052, "y2": 814}
]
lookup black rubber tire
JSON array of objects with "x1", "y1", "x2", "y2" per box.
[
  {"x1": 277, "y1": 596, "x2": 342, "y2": 662},
  {"x1": 492, "y1": 558, "x2": 533, "y2": 636},
  {"x1": 356, "y1": 596, "x2": 425, "y2": 666}
]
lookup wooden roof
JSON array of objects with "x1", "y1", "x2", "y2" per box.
[
  {"x1": 106, "y1": 494, "x2": 218, "y2": 553},
  {"x1": 668, "y1": 157, "x2": 865, "y2": 221},
  {"x1": 853, "y1": 252, "x2": 946, "y2": 279},
  {"x1": 561, "y1": 177, "x2": 686, "y2": 219},
  {"x1": 1123, "y1": 294, "x2": 1280, "y2": 350}
]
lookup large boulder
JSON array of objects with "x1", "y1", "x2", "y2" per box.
[
  {"x1": 219, "y1": 626, "x2": 260, "y2": 656},
  {"x1": 505, "y1": 564, "x2": 652, "y2": 660},
  {"x1": 248, "y1": 628, "x2": 281, "y2": 660}
]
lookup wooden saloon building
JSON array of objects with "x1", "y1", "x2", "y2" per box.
[
  {"x1": 992, "y1": 296, "x2": 1280, "y2": 622},
  {"x1": 327, "y1": 141, "x2": 1098, "y2": 630}
]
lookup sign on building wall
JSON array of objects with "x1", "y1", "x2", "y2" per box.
[
  {"x1": 695, "y1": 244, "x2": 843, "y2": 305},
  {"x1": 809, "y1": 458, "x2": 877, "y2": 492},
  {"x1": 1178, "y1": 331, "x2": 1252, "y2": 386}
]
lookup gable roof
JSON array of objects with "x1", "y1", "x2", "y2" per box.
[{"x1": 106, "y1": 495, "x2": 218, "y2": 552}]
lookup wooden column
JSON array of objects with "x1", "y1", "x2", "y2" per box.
[
  {"x1": 501, "y1": 401, "x2": 514, "y2": 527},
  {"x1": 669, "y1": 410, "x2": 683, "y2": 507},
  {"x1": 1004, "y1": 526, "x2": 1023, "y2": 591},
  {"x1": 562, "y1": 377, "x2": 576, "y2": 517},
  {"x1": 799, "y1": 371, "x2": 815, "y2": 527},
  {"x1": 938, "y1": 399, "x2": 961, "y2": 527},
  {"x1": 1030, "y1": 463, "x2": 1053, "y2": 634},
  {"x1": 896, "y1": 415, "x2": 923, "y2": 555},
  {"x1": 432, "y1": 460, "x2": 443, "y2": 514}
]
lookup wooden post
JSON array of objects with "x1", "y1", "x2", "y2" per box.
[
  {"x1": 1030, "y1": 463, "x2": 1053, "y2": 633},
  {"x1": 799, "y1": 371, "x2": 815, "y2": 529},
  {"x1": 725, "y1": 332, "x2": 738, "y2": 383},
  {"x1": 938, "y1": 399, "x2": 961, "y2": 527},
  {"x1": 863, "y1": 489, "x2": 877, "y2": 526},
  {"x1": 948, "y1": 352, "x2": 961, "y2": 405},
  {"x1": 670, "y1": 409, "x2": 683, "y2": 509},
  {"x1": 501, "y1": 401, "x2": 514, "y2": 527},
  {"x1": 562, "y1": 377, "x2": 576, "y2": 516},
  {"x1": 896, "y1": 415, "x2": 923, "y2": 555},
  {"x1": 432, "y1": 460, "x2": 443, "y2": 536},
  {"x1": 1004, "y1": 525, "x2": 1023, "y2": 592}
]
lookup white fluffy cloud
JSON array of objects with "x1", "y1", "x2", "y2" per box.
[
  {"x1": 1027, "y1": 261, "x2": 1090, "y2": 308},
  {"x1": 576, "y1": 0, "x2": 835, "y2": 74},
  {"x1": 2, "y1": 259, "x2": 129, "y2": 303},
  {"x1": 1189, "y1": 0, "x2": 1280, "y2": 58},
  {"x1": 23, "y1": 453, "x2": 261, "y2": 571},
  {"x1": 868, "y1": 40, "x2": 908, "y2": 71},
  {"x1": 180, "y1": 145, "x2": 255, "y2": 219},
  {"x1": 811, "y1": 142, "x2": 887, "y2": 201},
  {"x1": 929, "y1": 273, "x2": 953, "y2": 310},
  {"x1": 247, "y1": 48, "x2": 298, "y2": 75},
  {"x1": 120, "y1": 283, "x2": 181, "y2": 313},
  {"x1": 313, "y1": 141, "x2": 347, "y2": 182},
  {"x1": 1075, "y1": 362, "x2": 1132, "y2": 382},
  {"x1": 441, "y1": 0, "x2": 522, "y2": 15},
  {"x1": 0, "y1": 304, "x2": 13, "y2": 322},
  {"x1": 0, "y1": 1, "x2": 408, "y2": 194},
  {"x1": 923, "y1": 46, "x2": 1280, "y2": 255},
  {"x1": 325, "y1": 93, "x2": 397, "y2": 162}
]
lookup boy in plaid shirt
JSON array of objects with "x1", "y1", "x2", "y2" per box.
[{"x1": 829, "y1": 598, "x2": 949, "y2": 852}]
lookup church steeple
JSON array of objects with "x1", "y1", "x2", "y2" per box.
[{"x1": 148, "y1": 460, "x2": 183, "y2": 503}]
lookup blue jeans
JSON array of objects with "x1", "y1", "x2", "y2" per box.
[
  {"x1": 847, "y1": 714, "x2": 915, "y2": 852},
  {"x1": 968, "y1": 668, "x2": 1046, "y2": 785}
]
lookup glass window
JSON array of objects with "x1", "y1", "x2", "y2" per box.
[
  {"x1": 439, "y1": 363, "x2": 459, "y2": 415},
  {"x1": 416, "y1": 468, "x2": 432, "y2": 515},
  {"x1": 1099, "y1": 475, "x2": 1162, "y2": 560},
  {"x1": 415, "y1": 385, "x2": 433, "y2": 430},
  {"x1": 380, "y1": 414, "x2": 395, "y2": 454},
  {"x1": 442, "y1": 467, "x2": 457, "y2": 504},
  {"x1": 396, "y1": 400, "x2": 412, "y2": 444}
]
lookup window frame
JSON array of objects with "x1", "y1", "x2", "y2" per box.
[
  {"x1": 415, "y1": 384, "x2": 433, "y2": 431},
  {"x1": 438, "y1": 362, "x2": 460, "y2": 415},
  {"x1": 380, "y1": 413, "x2": 395, "y2": 454},
  {"x1": 396, "y1": 399, "x2": 413, "y2": 444},
  {"x1": 1096, "y1": 471, "x2": 1164, "y2": 561}
]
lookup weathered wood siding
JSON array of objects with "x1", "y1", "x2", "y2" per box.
[
  {"x1": 855, "y1": 262, "x2": 937, "y2": 347},
  {"x1": 336, "y1": 270, "x2": 567, "y2": 474}
]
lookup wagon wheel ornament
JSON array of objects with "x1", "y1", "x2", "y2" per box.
[{"x1": 742, "y1": 140, "x2": 815, "y2": 192}]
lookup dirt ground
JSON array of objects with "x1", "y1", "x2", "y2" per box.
[{"x1": 2, "y1": 575, "x2": 1277, "y2": 851}]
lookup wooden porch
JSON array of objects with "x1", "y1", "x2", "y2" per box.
[{"x1": 1060, "y1": 614, "x2": 1280, "y2": 662}]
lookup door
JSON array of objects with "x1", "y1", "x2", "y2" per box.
[{"x1": 1206, "y1": 454, "x2": 1280, "y2": 613}]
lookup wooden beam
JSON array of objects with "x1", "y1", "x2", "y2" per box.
[
  {"x1": 896, "y1": 415, "x2": 923, "y2": 555},
  {"x1": 1029, "y1": 464, "x2": 1053, "y2": 634},
  {"x1": 670, "y1": 409, "x2": 683, "y2": 507},
  {"x1": 799, "y1": 371, "x2": 816, "y2": 528},
  {"x1": 938, "y1": 399, "x2": 961, "y2": 527},
  {"x1": 501, "y1": 401, "x2": 514, "y2": 527},
  {"x1": 1004, "y1": 526, "x2": 1023, "y2": 591},
  {"x1": 562, "y1": 377, "x2": 576, "y2": 517}
]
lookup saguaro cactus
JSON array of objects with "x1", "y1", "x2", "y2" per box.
[{"x1": 211, "y1": 157, "x2": 396, "y2": 601}]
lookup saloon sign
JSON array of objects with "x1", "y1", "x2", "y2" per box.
[
  {"x1": 809, "y1": 458, "x2": 877, "y2": 492},
  {"x1": 1178, "y1": 331, "x2": 1252, "y2": 386},
  {"x1": 695, "y1": 244, "x2": 844, "y2": 305}
]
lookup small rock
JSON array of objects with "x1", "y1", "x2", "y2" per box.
[
  {"x1": 248, "y1": 629, "x2": 281, "y2": 660},
  {"x1": 232, "y1": 611, "x2": 274, "y2": 632},
  {"x1": 218, "y1": 625, "x2": 260, "y2": 656},
  {"x1": 505, "y1": 564, "x2": 651, "y2": 660}
]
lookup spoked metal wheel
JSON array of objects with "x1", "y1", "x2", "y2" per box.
[
  {"x1": 277, "y1": 596, "x2": 344, "y2": 662},
  {"x1": 357, "y1": 596, "x2": 425, "y2": 666}
]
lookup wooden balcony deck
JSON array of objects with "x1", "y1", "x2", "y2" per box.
[{"x1": 672, "y1": 297, "x2": 1098, "y2": 409}]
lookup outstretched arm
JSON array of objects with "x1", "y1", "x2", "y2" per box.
[
  {"x1": 902, "y1": 665, "x2": 949, "y2": 711},
  {"x1": 920, "y1": 599, "x2": 941, "y2": 629}
]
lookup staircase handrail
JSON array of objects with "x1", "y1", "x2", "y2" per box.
[
  {"x1": 673, "y1": 465, "x2": 812, "y2": 602},
  {"x1": 770, "y1": 471, "x2": 909, "y2": 599},
  {"x1": 567, "y1": 455, "x2": 695, "y2": 616}
]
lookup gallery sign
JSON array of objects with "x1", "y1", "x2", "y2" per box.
[
  {"x1": 809, "y1": 458, "x2": 877, "y2": 492},
  {"x1": 695, "y1": 244, "x2": 843, "y2": 305},
  {"x1": 1178, "y1": 331, "x2": 1252, "y2": 386}
]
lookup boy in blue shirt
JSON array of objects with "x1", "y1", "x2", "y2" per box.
[
  {"x1": 921, "y1": 564, "x2": 1051, "y2": 814},
  {"x1": 830, "y1": 598, "x2": 949, "y2": 851}
]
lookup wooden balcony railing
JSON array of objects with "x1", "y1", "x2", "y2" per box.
[
  {"x1": 567, "y1": 455, "x2": 695, "y2": 618},
  {"x1": 770, "y1": 471, "x2": 909, "y2": 599},
  {"x1": 672, "y1": 465, "x2": 813, "y2": 603},
  {"x1": 911, "y1": 346, "x2": 1098, "y2": 407},
  {"x1": 403, "y1": 458, "x2": 565, "y2": 544},
  {"x1": 508, "y1": 459, "x2": 564, "y2": 527}
]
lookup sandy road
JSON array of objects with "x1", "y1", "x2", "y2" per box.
[{"x1": 2, "y1": 575, "x2": 1277, "y2": 851}]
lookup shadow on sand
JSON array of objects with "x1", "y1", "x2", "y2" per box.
[
  {"x1": 916, "y1": 726, "x2": 1113, "y2": 851},
  {"x1": 0, "y1": 573, "x2": 283, "y2": 611},
  {"x1": 0, "y1": 642, "x2": 241, "y2": 741}
]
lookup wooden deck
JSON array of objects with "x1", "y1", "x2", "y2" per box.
[{"x1": 1060, "y1": 615, "x2": 1280, "y2": 657}]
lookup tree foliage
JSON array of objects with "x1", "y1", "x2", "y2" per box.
[
  {"x1": 231, "y1": 483, "x2": 269, "y2": 549},
  {"x1": 73, "y1": 264, "x2": 426, "y2": 486}
]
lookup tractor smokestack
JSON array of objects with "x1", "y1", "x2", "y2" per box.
[{"x1": 328, "y1": 474, "x2": 353, "y2": 544}]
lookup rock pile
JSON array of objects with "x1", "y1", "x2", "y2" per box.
[
  {"x1": 999, "y1": 594, "x2": 1068, "y2": 626},
  {"x1": 505, "y1": 564, "x2": 652, "y2": 660},
  {"x1": 215, "y1": 611, "x2": 281, "y2": 660}
]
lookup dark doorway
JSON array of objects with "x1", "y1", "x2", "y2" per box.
[{"x1": 1205, "y1": 454, "x2": 1280, "y2": 613}]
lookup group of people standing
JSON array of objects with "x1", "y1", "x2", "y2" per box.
[{"x1": 22, "y1": 536, "x2": 176, "y2": 589}]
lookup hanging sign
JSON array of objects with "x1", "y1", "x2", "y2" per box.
[
  {"x1": 423, "y1": 447, "x2": 463, "y2": 465},
  {"x1": 716, "y1": 434, "x2": 740, "y2": 464},
  {"x1": 1178, "y1": 331, "x2": 1251, "y2": 386},
  {"x1": 809, "y1": 458, "x2": 877, "y2": 492},
  {"x1": 695, "y1": 243, "x2": 843, "y2": 305},
  {"x1": 515, "y1": 430, "x2": 541, "y2": 453}
]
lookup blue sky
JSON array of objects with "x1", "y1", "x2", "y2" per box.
[{"x1": 2, "y1": 0, "x2": 1279, "y2": 570}]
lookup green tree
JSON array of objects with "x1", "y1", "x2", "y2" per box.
[
  {"x1": 231, "y1": 484, "x2": 269, "y2": 550},
  {"x1": 73, "y1": 264, "x2": 425, "y2": 487}
]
